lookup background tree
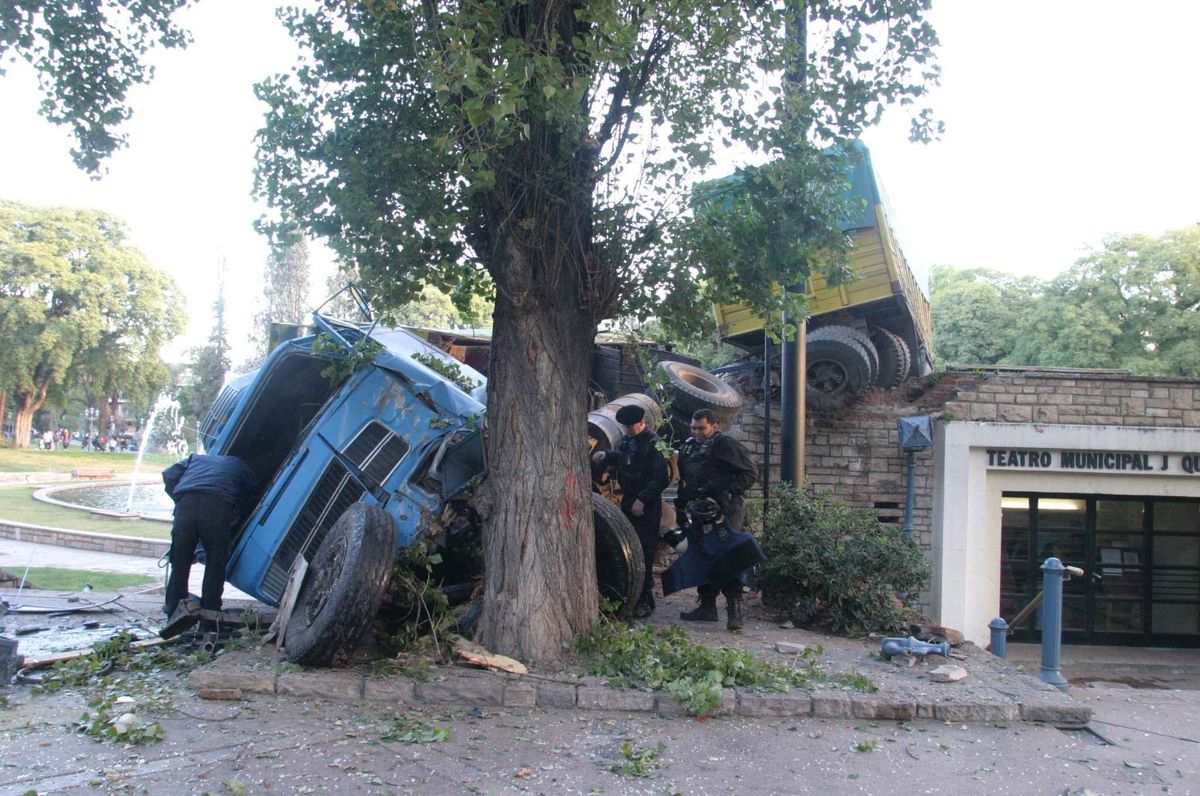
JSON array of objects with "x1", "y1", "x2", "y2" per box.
[
  {"x1": 249, "y1": 238, "x2": 312, "y2": 364},
  {"x1": 929, "y1": 265, "x2": 1040, "y2": 366},
  {"x1": 179, "y1": 261, "x2": 230, "y2": 448},
  {"x1": 5, "y1": 0, "x2": 939, "y2": 663},
  {"x1": 0, "y1": 199, "x2": 183, "y2": 447}
]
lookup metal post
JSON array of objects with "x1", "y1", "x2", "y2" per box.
[
  {"x1": 988, "y1": 617, "x2": 1008, "y2": 660},
  {"x1": 762, "y1": 333, "x2": 771, "y2": 522},
  {"x1": 901, "y1": 449, "x2": 916, "y2": 541},
  {"x1": 1038, "y1": 557, "x2": 1069, "y2": 691}
]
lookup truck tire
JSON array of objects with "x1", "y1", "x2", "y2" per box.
[
  {"x1": 842, "y1": 326, "x2": 880, "y2": 387},
  {"x1": 658, "y1": 361, "x2": 743, "y2": 424},
  {"x1": 871, "y1": 327, "x2": 912, "y2": 389},
  {"x1": 805, "y1": 325, "x2": 873, "y2": 411},
  {"x1": 593, "y1": 493, "x2": 645, "y2": 615},
  {"x1": 284, "y1": 502, "x2": 398, "y2": 666}
]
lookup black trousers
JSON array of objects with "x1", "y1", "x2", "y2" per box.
[
  {"x1": 164, "y1": 492, "x2": 236, "y2": 615},
  {"x1": 622, "y1": 495, "x2": 662, "y2": 606}
]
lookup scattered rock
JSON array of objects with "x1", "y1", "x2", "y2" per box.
[
  {"x1": 890, "y1": 655, "x2": 918, "y2": 668},
  {"x1": 774, "y1": 642, "x2": 808, "y2": 655},
  {"x1": 929, "y1": 665, "x2": 968, "y2": 683},
  {"x1": 910, "y1": 624, "x2": 965, "y2": 646}
]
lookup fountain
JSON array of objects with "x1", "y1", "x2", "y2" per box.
[{"x1": 126, "y1": 392, "x2": 186, "y2": 513}]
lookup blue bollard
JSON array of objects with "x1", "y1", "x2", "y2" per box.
[
  {"x1": 1038, "y1": 557, "x2": 1069, "y2": 691},
  {"x1": 988, "y1": 617, "x2": 1008, "y2": 660}
]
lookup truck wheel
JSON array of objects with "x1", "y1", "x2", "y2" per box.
[
  {"x1": 593, "y1": 493, "x2": 645, "y2": 615},
  {"x1": 658, "y1": 361, "x2": 743, "y2": 424},
  {"x1": 284, "y1": 502, "x2": 398, "y2": 666},
  {"x1": 805, "y1": 326, "x2": 873, "y2": 411},
  {"x1": 871, "y1": 327, "x2": 912, "y2": 389},
  {"x1": 842, "y1": 326, "x2": 880, "y2": 387}
]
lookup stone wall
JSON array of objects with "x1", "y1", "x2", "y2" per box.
[{"x1": 725, "y1": 365, "x2": 1200, "y2": 615}]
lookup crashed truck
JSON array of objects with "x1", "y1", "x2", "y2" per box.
[
  {"x1": 198, "y1": 302, "x2": 741, "y2": 666},
  {"x1": 711, "y1": 142, "x2": 934, "y2": 410}
]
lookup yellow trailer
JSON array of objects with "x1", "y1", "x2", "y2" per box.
[{"x1": 712, "y1": 144, "x2": 933, "y2": 410}]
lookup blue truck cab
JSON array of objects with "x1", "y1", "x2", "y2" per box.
[{"x1": 198, "y1": 304, "x2": 643, "y2": 665}]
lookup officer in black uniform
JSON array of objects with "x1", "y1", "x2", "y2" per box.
[
  {"x1": 592, "y1": 404, "x2": 669, "y2": 618},
  {"x1": 675, "y1": 408, "x2": 758, "y2": 626},
  {"x1": 160, "y1": 453, "x2": 257, "y2": 638}
]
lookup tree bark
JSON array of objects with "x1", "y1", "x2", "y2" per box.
[
  {"x1": 12, "y1": 390, "x2": 44, "y2": 449},
  {"x1": 476, "y1": 246, "x2": 599, "y2": 665}
]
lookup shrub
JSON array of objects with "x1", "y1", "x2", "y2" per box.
[{"x1": 758, "y1": 484, "x2": 929, "y2": 635}]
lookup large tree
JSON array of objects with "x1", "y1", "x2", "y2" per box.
[
  {"x1": 929, "y1": 265, "x2": 1041, "y2": 366},
  {"x1": 1009, "y1": 227, "x2": 1200, "y2": 375},
  {"x1": 181, "y1": 262, "x2": 230, "y2": 447},
  {"x1": 248, "y1": 238, "x2": 312, "y2": 366},
  {"x1": 6, "y1": 0, "x2": 939, "y2": 663},
  {"x1": 0, "y1": 199, "x2": 183, "y2": 447}
]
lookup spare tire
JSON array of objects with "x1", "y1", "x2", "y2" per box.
[
  {"x1": 285, "y1": 503, "x2": 398, "y2": 666},
  {"x1": 658, "y1": 361, "x2": 743, "y2": 424},
  {"x1": 871, "y1": 327, "x2": 912, "y2": 389},
  {"x1": 805, "y1": 325, "x2": 873, "y2": 411},
  {"x1": 593, "y1": 493, "x2": 645, "y2": 615}
]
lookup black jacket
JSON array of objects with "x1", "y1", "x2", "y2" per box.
[
  {"x1": 163, "y1": 454, "x2": 257, "y2": 518},
  {"x1": 597, "y1": 430, "x2": 669, "y2": 505},
  {"x1": 675, "y1": 431, "x2": 757, "y2": 510}
]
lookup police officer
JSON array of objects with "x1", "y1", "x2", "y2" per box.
[
  {"x1": 675, "y1": 408, "x2": 758, "y2": 625},
  {"x1": 591, "y1": 404, "x2": 669, "y2": 618},
  {"x1": 160, "y1": 454, "x2": 257, "y2": 638}
]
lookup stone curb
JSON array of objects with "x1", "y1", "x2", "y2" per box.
[
  {"x1": 0, "y1": 519, "x2": 169, "y2": 559},
  {"x1": 186, "y1": 662, "x2": 1091, "y2": 725}
]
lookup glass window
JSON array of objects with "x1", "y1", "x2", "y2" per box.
[
  {"x1": 1096, "y1": 500, "x2": 1144, "y2": 532},
  {"x1": 1093, "y1": 600, "x2": 1144, "y2": 633},
  {"x1": 1036, "y1": 498, "x2": 1086, "y2": 531},
  {"x1": 1002, "y1": 497, "x2": 1030, "y2": 529},
  {"x1": 1153, "y1": 536, "x2": 1200, "y2": 569},
  {"x1": 1152, "y1": 603, "x2": 1200, "y2": 635},
  {"x1": 1154, "y1": 501, "x2": 1199, "y2": 533}
]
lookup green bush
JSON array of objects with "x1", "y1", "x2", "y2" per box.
[{"x1": 758, "y1": 484, "x2": 929, "y2": 635}]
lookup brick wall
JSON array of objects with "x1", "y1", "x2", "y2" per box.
[{"x1": 726, "y1": 366, "x2": 1200, "y2": 615}]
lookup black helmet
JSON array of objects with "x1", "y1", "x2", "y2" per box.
[{"x1": 686, "y1": 497, "x2": 722, "y2": 524}]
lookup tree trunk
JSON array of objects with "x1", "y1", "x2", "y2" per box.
[
  {"x1": 476, "y1": 251, "x2": 599, "y2": 665},
  {"x1": 12, "y1": 391, "x2": 42, "y2": 449}
]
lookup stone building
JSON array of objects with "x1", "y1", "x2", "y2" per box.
[{"x1": 727, "y1": 365, "x2": 1200, "y2": 648}]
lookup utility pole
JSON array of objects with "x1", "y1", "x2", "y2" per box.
[{"x1": 779, "y1": 0, "x2": 807, "y2": 485}]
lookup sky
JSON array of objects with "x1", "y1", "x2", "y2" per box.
[{"x1": 1, "y1": 1, "x2": 1198, "y2": 364}]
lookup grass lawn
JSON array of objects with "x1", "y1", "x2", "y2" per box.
[
  {"x1": 6, "y1": 566, "x2": 156, "y2": 591},
  {"x1": 0, "y1": 447, "x2": 177, "y2": 474},
  {"x1": 0, "y1": 486, "x2": 171, "y2": 539}
]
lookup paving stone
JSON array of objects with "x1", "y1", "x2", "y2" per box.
[
  {"x1": 196, "y1": 688, "x2": 243, "y2": 701},
  {"x1": 736, "y1": 691, "x2": 813, "y2": 717},
  {"x1": 188, "y1": 668, "x2": 277, "y2": 695},
  {"x1": 1019, "y1": 700, "x2": 1091, "y2": 725},
  {"x1": 362, "y1": 678, "x2": 416, "y2": 703},
  {"x1": 277, "y1": 672, "x2": 363, "y2": 700},
  {"x1": 851, "y1": 696, "x2": 917, "y2": 721},
  {"x1": 503, "y1": 683, "x2": 537, "y2": 708},
  {"x1": 415, "y1": 676, "x2": 503, "y2": 706},
  {"x1": 933, "y1": 700, "x2": 1019, "y2": 723},
  {"x1": 537, "y1": 682, "x2": 578, "y2": 709},
  {"x1": 577, "y1": 686, "x2": 655, "y2": 711},
  {"x1": 811, "y1": 693, "x2": 853, "y2": 719}
]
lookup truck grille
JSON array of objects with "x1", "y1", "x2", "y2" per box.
[
  {"x1": 261, "y1": 459, "x2": 365, "y2": 603},
  {"x1": 344, "y1": 421, "x2": 409, "y2": 484},
  {"x1": 259, "y1": 423, "x2": 407, "y2": 603}
]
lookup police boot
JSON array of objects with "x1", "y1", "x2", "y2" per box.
[
  {"x1": 679, "y1": 594, "x2": 718, "y2": 622},
  {"x1": 725, "y1": 594, "x2": 744, "y2": 631}
]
